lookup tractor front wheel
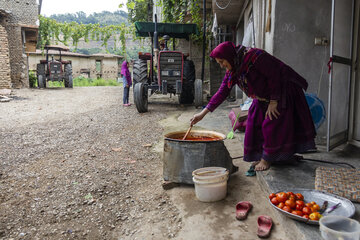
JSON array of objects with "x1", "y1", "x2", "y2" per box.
[
  {"x1": 133, "y1": 59, "x2": 148, "y2": 85},
  {"x1": 134, "y1": 82, "x2": 148, "y2": 113}
]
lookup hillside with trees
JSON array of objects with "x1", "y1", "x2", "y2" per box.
[{"x1": 49, "y1": 10, "x2": 129, "y2": 26}]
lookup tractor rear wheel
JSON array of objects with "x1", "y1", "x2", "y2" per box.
[
  {"x1": 64, "y1": 64, "x2": 73, "y2": 88},
  {"x1": 179, "y1": 60, "x2": 195, "y2": 104},
  {"x1": 194, "y1": 79, "x2": 203, "y2": 108},
  {"x1": 134, "y1": 82, "x2": 148, "y2": 113},
  {"x1": 36, "y1": 64, "x2": 46, "y2": 88},
  {"x1": 133, "y1": 59, "x2": 148, "y2": 86}
]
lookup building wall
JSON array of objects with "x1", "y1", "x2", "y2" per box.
[
  {"x1": 0, "y1": 23, "x2": 11, "y2": 88},
  {"x1": 273, "y1": 0, "x2": 331, "y2": 139},
  {"x1": 98, "y1": 58, "x2": 120, "y2": 80},
  {"x1": 264, "y1": 0, "x2": 275, "y2": 54},
  {"x1": 176, "y1": 38, "x2": 210, "y2": 82},
  {"x1": 0, "y1": 0, "x2": 38, "y2": 88},
  {"x1": 28, "y1": 54, "x2": 121, "y2": 80},
  {"x1": 233, "y1": 0, "x2": 331, "y2": 139}
]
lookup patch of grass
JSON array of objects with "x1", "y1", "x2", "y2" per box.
[
  {"x1": 44, "y1": 76, "x2": 122, "y2": 88},
  {"x1": 48, "y1": 81, "x2": 64, "y2": 87},
  {"x1": 73, "y1": 76, "x2": 121, "y2": 87}
]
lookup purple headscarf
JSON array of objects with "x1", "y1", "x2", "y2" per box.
[
  {"x1": 210, "y1": 41, "x2": 247, "y2": 88},
  {"x1": 121, "y1": 60, "x2": 129, "y2": 75},
  {"x1": 121, "y1": 60, "x2": 132, "y2": 85},
  {"x1": 209, "y1": 41, "x2": 237, "y2": 69}
]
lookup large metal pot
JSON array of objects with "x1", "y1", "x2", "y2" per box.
[{"x1": 163, "y1": 130, "x2": 238, "y2": 184}]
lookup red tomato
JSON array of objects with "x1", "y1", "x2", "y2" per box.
[
  {"x1": 285, "y1": 199, "x2": 296, "y2": 209},
  {"x1": 295, "y1": 193, "x2": 304, "y2": 200},
  {"x1": 296, "y1": 200, "x2": 305, "y2": 207},
  {"x1": 302, "y1": 206, "x2": 312, "y2": 215},
  {"x1": 277, "y1": 202, "x2": 285, "y2": 209},
  {"x1": 269, "y1": 193, "x2": 276, "y2": 199},
  {"x1": 287, "y1": 192, "x2": 296, "y2": 199},
  {"x1": 282, "y1": 206, "x2": 291, "y2": 212},
  {"x1": 295, "y1": 200, "x2": 305, "y2": 210},
  {"x1": 309, "y1": 212, "x2": 321, "y2": 221},
  {"x1": 312, "y1": 204, "x2": 320, "y2": 212},
  {"x1": 295, "y1": 210, "x2": 303, "y2": 216},
  {"x1": 276, "y1": 192, "x2": 288, "y2": 203},
  {"x1": 305, "y1": 203, "x2": 313, "y2": 208},
  {"x1": 291, "y1": 210, "x2": 303, "y2": 216},
  {"x1": 291, "y1": 210, "x2": 304, "y2": 216},
  {"x1": 288, "y1": 195, "x2": 296, "y2": 201},
  {"x1": 303, "y1": 214, "x2": 309, "y2": 219},
  {"x1": 271, "y1": 197, "x2": 279, "y2": 205}
]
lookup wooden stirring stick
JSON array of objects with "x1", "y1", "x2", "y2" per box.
[{"x1": 182, "y1": 126, "x2": 192, "y2": 140}]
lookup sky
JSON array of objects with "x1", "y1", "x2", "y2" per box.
[{"x1": 41, "y1": 0, "x2": 128, "y2": 16}]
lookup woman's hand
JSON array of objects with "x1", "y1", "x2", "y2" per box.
[
  {"x1": 190, "y1": 108, "x2": 210, "y2": 126},
  {"x1": 265, "y1": 100, "x2": 280, "y2": 120}
]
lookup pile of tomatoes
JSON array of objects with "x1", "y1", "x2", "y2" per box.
[{"x1": 269, "y1": 192, "x2": 322, "y2": 221}]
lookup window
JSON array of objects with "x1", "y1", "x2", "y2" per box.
[{"x1": 96, "y1": 60, "x2": 102, "y2": 73}]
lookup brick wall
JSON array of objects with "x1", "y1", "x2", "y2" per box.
[
  {"x1": 0, "y1": 23, "x2": 11, "y2": 89},
  {"x1": 0, "y1": 0, "x2": 38, "y2": 88}
]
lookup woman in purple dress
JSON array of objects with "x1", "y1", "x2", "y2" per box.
[
  {"x1": 121, "y1": 60, "x2": 132, "y2": 106},
  {"x1": 190, "y1": 41, "x2": 316, "y2": 171}
]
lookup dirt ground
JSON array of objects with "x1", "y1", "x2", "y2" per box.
[{"x1": 0, "y1": 87, "x2": 290, "y2": 240}]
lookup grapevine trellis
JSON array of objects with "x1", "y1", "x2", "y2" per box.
[{"x1": 38, "y1": 15, "x2": 131, "y2": 55}]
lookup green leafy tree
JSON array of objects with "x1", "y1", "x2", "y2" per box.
[
  {"x1": 126, "y1": 0, "x2": 211, "y2": 46},
  {"x1": 127, "y1": 0, "x2": 153, "y2": 23}
]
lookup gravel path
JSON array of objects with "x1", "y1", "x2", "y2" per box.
[{"x1": 0, "y1": 87, "x2": 183, "y2": 239}]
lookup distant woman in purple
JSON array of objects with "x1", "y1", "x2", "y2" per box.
[
  {"x1": 190, "y1": 42, "x2": 316, "y2": 171},
  {"x1": 121, "y1": 60, "x2": 132, "y2": 106}
]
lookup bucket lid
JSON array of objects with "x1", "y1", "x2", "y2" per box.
[{"x1": 192, "y1": 167, "x2": 229, "y2": 181}]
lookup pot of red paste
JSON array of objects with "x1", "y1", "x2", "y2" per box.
[{"x1": 163, "y1": 130, "x2": 238, "y2": 184}]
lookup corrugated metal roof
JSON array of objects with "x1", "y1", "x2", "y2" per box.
[
  {"x1": 29, "y1": 49, "x2": 89, "y2": 57},
  {"x1": 91, "y1": 53, "x2": 123, "y2": 58},
  {"x1": 28, "y1": 50, "x2": 123, "y2": 59}
]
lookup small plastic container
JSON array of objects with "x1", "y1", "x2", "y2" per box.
[
  {"x1": 192, "y1": 167, "x2": 229, "y2": 202},
  {"x1": 319, "y1": 215, "x2": 360, "y2": 240}
]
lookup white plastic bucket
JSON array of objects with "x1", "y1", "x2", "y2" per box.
[
  {"x1": 192, "y1": 167, "x2": 229, "y2": 202},
  {"x1": 319, "y1": 216, "x2": 360, "y2": 240}
]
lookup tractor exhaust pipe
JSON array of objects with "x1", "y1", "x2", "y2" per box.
[
  {"x1": 154, "y1": 14, "x2": 160, "y2": 91},
  {"x1": 154, "y1": 14, "x2": 159, "y2": 51}
]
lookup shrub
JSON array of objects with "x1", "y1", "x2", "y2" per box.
[{"x1": 29, "y1": 71, "x2": 37, "y2": 88}]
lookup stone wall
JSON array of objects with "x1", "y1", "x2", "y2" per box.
[
  {"x1": 0, "y1": 0, "x2": 39, "y2": 88},
  {"x1": 176, "y1": 39, "x2": 210, "y2": 82},
  {"x1": 0, "y1": 23, "x2": 11, "y2": 88},
  {"x1": 0, "y1": 0, "x2": 38, "y2": 25}
]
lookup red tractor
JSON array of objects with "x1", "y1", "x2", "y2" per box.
[
  {"x1": 133, "y1": 19, "x2": 203, "y2": 113},
  {"x1": 36, "y1": 45, "x2": 73, "y2": 88}
]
